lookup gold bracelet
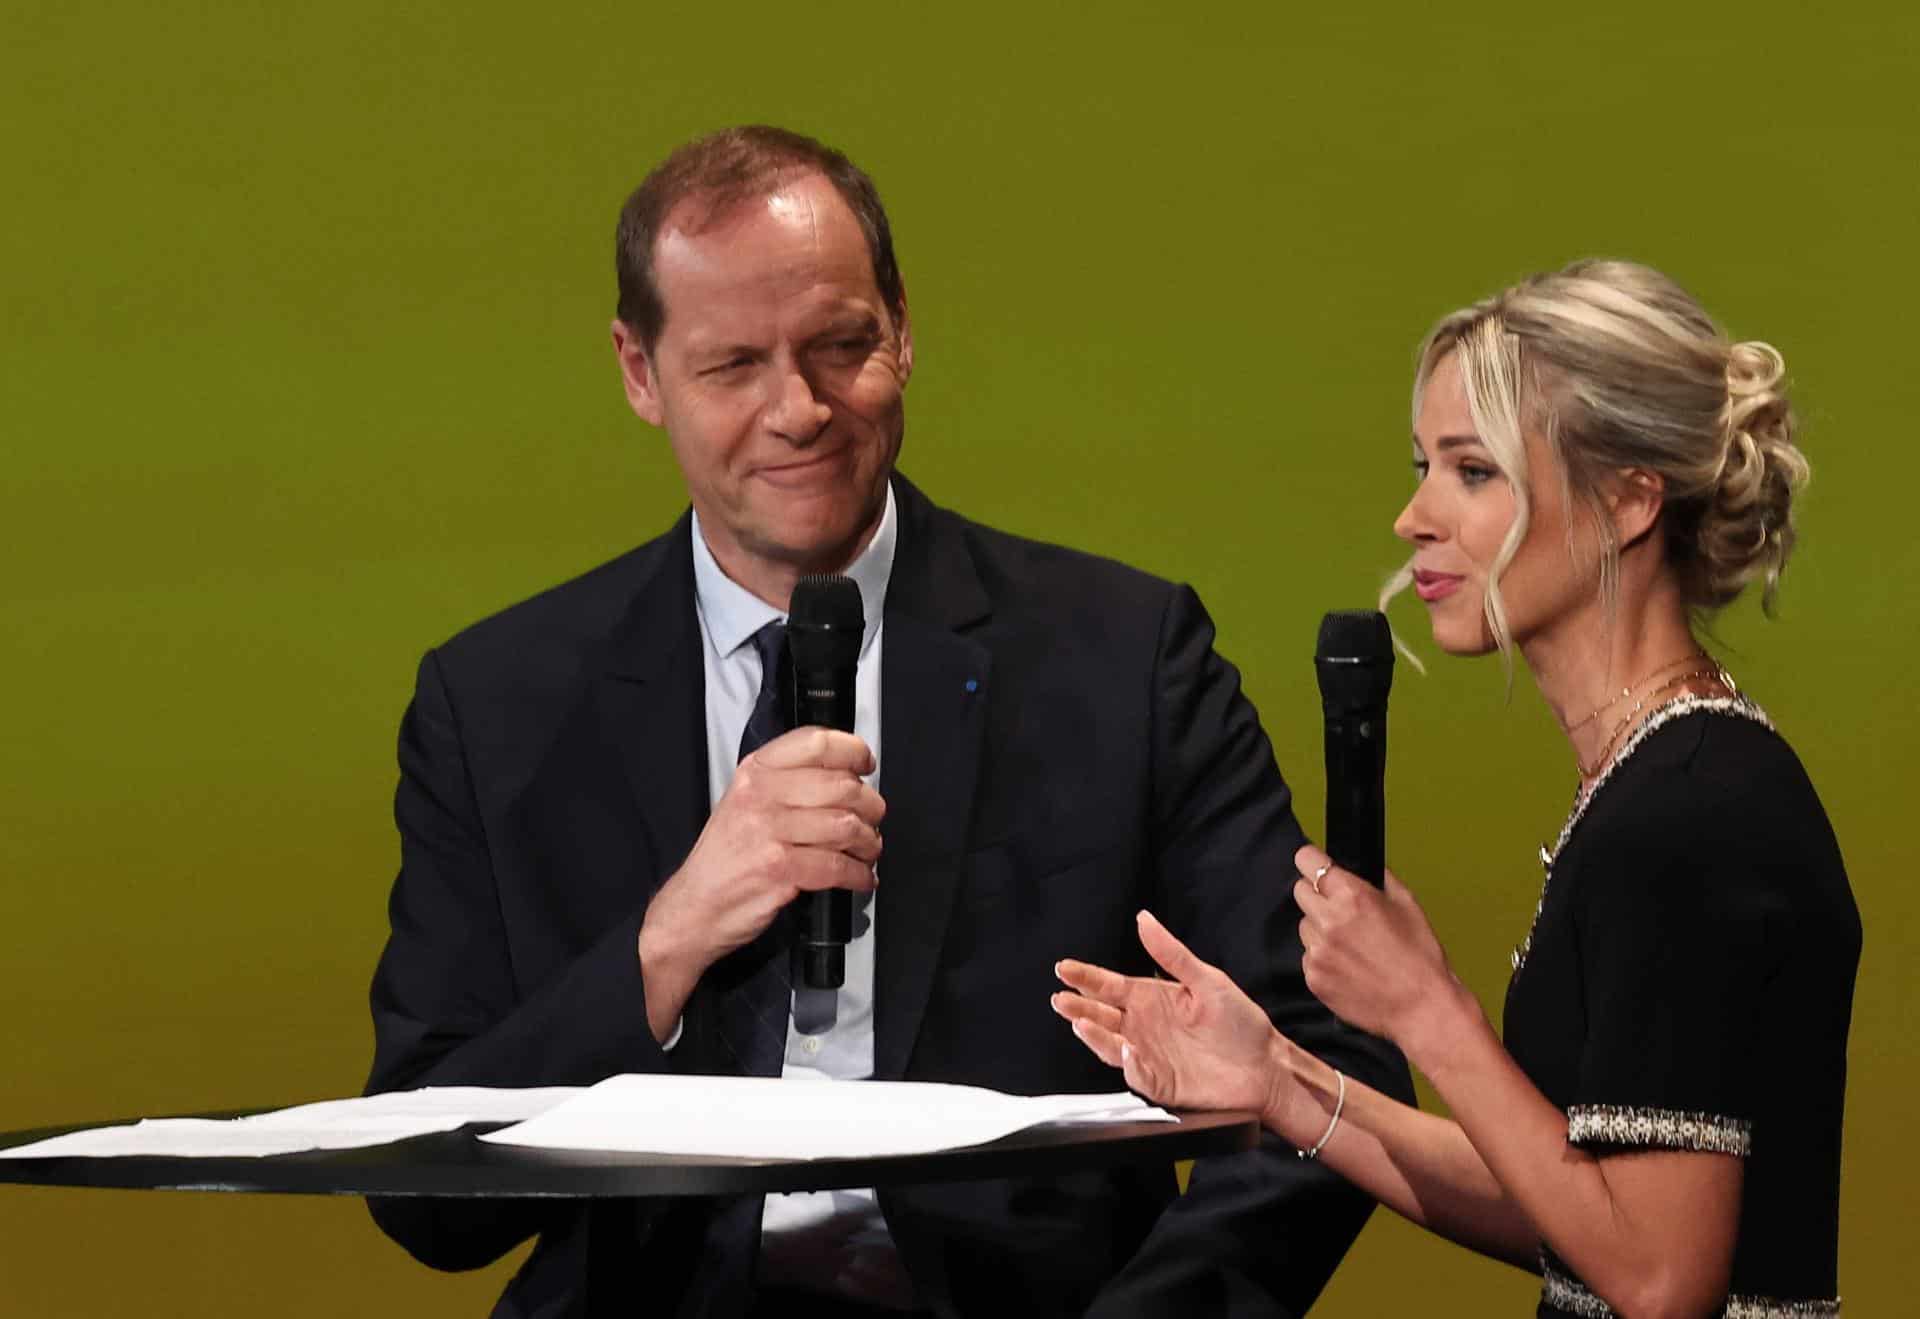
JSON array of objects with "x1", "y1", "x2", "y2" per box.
[{"x1": 1297, "y1": 1069, "x2": 1346, "y2": 1160}]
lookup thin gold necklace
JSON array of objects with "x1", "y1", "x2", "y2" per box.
[
  {"x1": 1561, "y1": 653, "x2": 1710, "y2": 735},
  {"x1": 1574, "y1": 666, "x2": 1730, "y2": 779},
  {"x1": 1515, "y1": 679, "x2": 1762, "y2": 976}
]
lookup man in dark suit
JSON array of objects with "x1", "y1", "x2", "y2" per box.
[{"x1": 365, "y1": 125, "x2": 1411, "y2": 1318}]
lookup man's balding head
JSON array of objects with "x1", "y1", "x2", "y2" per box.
[{"x1": 615, "y1": 126, "x2": 905, "y2": 354}]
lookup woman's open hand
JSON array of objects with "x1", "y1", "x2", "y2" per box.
[{"x1": 1052, "y1": 911, "x2": 1292, "y2": 1122}]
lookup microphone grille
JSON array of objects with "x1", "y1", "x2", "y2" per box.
[
  {"x1": 1316, "y1": 609, "x2": 1392, "y2": 662},
  {"x1": 789, "y1": 574, "x2": 864, "y2": 668},
  {"x1": 1315, "y1": 609, "x2": 1394, "y2": 713},
  {"x1": 791, "y1": 574, "x2": 865, "y2": 630}
]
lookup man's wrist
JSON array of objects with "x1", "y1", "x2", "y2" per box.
[{"x1": 636, "y1": 893, "x2": 701, "y2": 1043}]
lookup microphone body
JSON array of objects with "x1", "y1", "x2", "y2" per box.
[
  {"x1": 786, "y1": 575, "x2": 865, "y2": 988},
  {"x1": 1315, "y1": 610, "x2": 1394, "y2": 887}
]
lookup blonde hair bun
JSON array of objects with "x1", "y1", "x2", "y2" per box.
[{"x1": 1700, "y1": 340, "x2": 1810, "y2": 610}]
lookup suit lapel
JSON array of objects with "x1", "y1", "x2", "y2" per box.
[
  {"x1": 594, "y1": 515, "x2": 789, "y2": 1077},
  {"x1": 597, "y1": 514, "x2": 709, "y2": 895},
  {"x1": 874, "y1": 477, "x2": 993, "y2": 1081}
]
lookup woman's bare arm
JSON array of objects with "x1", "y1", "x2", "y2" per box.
[
  {"x1": 1057, "y1": 900, "x2": 1743, "y2": 1318},
  {"x1": 1056, "y1": 914, "x2": 1538, "y2": 1268}
]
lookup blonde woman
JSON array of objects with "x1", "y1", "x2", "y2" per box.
[{"x1": 1053, "y1": 261, "x2": 1859, "y2": 1318}]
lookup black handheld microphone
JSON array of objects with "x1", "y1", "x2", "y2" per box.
[
  {"x1": 786, "y1": 574, "x2": 864, "y2": 989},
  {"x1": 1314, "y1": 610, "x2": 1394, "y2": 887}
]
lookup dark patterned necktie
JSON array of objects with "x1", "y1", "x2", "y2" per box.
[
  {"x1": 715, "y1": 618, "x2": 794, "y2": 1077},
  {"x1": 737, "y1": 620, "x2": 789, "y2": 762}
]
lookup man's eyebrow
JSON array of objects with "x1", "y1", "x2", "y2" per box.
[
  {"x1": 685, "y1": 339, "x2": 760, "y2": 360},
  {"x1": 815, "y1": 311, "x2": 882, "y2": 335}
]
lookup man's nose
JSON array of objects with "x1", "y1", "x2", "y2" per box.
[{"x1": 765, "y1": 362, "x2": 831, "y2": 444}]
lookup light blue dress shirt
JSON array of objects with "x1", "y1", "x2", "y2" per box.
[{"x1": 687, "y1": 487, "x2": 916, "y2": 1308}]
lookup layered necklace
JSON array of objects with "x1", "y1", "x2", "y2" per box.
[
  {"x1": 1560, "y1": 653, "x2": 1706, "y2": 737},
  {"x1": 1510, "y1": 661, "x2": 1761, "y2": 975},
  {"x1": 1568, "y1": 655, "x2": 1730, "y2": 780}
]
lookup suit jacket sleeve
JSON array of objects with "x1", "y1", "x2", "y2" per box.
[
  {"x1": 363, "y1": 647, "x2": 673, "y2": 1271},
  {"x1": 1086, "y1": 584, "x2": 1415, "y2": 1318}
]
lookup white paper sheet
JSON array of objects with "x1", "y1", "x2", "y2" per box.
[
  {"x1": 0, "y1": 1086, "x2": 581, "y2": 1160},
  {"x1": 480, "y1": 1074, "x2": 1174, "y2": 1160}
]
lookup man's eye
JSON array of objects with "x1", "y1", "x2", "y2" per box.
[{"x1": 700, "y1": 357, "x2": 752, "y2": 376}]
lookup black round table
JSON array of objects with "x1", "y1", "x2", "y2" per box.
[{"x1": 0, "y1": 1108, "x2": 1259, "y2": 1198}]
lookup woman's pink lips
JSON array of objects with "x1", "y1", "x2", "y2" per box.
[{"x1": 1413, "y1": 571, "x2": 1465, "y2": 603}]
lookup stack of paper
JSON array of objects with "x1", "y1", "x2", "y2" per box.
[
  {"x1": 0, "y1": 1077, "x2": 1171, "y2": 1162},
  {"x1": 0, "y1": 1086, "x2": 580, "y2": 1159},
  {"x1": 482, "y1": 1075, "x2": 1172, "y2": 1160}
]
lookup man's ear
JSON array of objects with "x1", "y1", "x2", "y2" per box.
[
  {"x1": 611, "y1": 319, "x2": 665, "y2": 427},
  {"x1": 1609, "y1": 467, "x2": 1666, "y2": 548},
  {"x1": 893, "y1": 297, "x2": 914, "y2": 386}
]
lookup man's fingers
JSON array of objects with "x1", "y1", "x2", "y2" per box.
[
  {"x1": 749, "y1": 727, "x2": 876, "y2": 775},
  {"x1": 777, "y1": 806, "x2": 884, "y2": 861},
  {"x1": 784, "y1": 848, "x2": 880, "y2": 894},
  {"x1": 1135, "y1": 910, "x2": 1212, "y2": 987},
  {"x1": 759, "y1": 769, "x2": 886, "y2": 823}
]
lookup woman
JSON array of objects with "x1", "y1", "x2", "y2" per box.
[{"x1": 1053, "y1": 260, "x2": 1859, "y2": 1318}]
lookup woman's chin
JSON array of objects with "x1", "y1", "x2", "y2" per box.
[{"x1": 1426, "y1": 623, "x2": 1499, "y2": 658}]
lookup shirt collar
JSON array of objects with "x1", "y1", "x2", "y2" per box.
[{"x1": 690, "y1": 482, "x2": 896, "y2": 660}]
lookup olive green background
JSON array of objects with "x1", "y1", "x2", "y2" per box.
[{"x1": 4, "y1": 2, "x2": 1914, "y2": 1313}]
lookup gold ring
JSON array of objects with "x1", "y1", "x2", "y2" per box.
[{"x1": 1310, "y1": 862, "x2": 1332, "y2": 894}]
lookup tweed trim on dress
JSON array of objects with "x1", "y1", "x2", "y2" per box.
[
  {"x1": 1540, "y1": 1258, "x2": 1839, "y2": 1317},
  {"x1": 1567, "y1": 1104, "x2": 1752, "y2": 1156}
]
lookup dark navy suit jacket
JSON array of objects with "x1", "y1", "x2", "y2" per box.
[{"x1": 365, "y1": 474, "x2": 1412, "y2": 1318}]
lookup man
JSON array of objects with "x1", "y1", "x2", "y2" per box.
[{"x1": 366, "y1": 125, "x2": 1411, "y2": 1317}]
